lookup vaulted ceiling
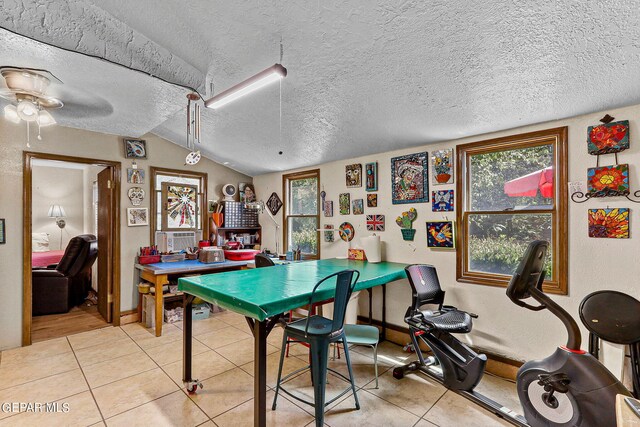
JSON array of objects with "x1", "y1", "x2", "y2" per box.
[{"x1": 1, "y1": 1, "x2": 640, "y2": 176}]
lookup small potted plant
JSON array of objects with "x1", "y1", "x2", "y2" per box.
[{"x1": 396, "y1": 207, "x2": 417, "y2": 241}]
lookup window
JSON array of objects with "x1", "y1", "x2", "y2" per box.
[
  {"x1": 456, "y1": 127, "x2": 568, "y2": 294},
  {"x1": 149, "y1": 167, "x2": 208, "y2": 243},
  {"x1": 283, "y1": 169, "x2": 320, "y2": 259}
]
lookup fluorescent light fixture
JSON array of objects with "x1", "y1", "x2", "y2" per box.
[
  {"x1": 4, "y1": 104, "x2": 20, "y2": 124},
  {"x1": 205, "y1": 64, "x2": 287, "y2": 109},
  {"x1": 38, "y1": 109, "x2": 56, "y2": 126}
]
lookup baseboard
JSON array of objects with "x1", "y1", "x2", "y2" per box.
[
  {"x1": 120, "y1": 309, "x2": 139, "y2": 325},
  {"x1": 356, "y1": 315, "x2": 522, "y2": 380}
]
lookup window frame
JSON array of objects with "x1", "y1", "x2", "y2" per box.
[
  {"x1": 149, "y1": 167, "x2": 208, "y2": 244},
  {"x1": 282, "y1": 169, "x2": 321, "y2": 260},
  {"x1": 455, "y1": 127, "x2": 568, "y2": 294}
]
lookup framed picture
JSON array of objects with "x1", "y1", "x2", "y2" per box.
[
  {"x1": 427, "y1": 221, "x2": 455, "y2": 248},
  {"x1": 587, "y1": 164, "x2": 629, "y2": 196},
  {"x1": 339, "y1": 193, "x2": 350, "y2": 215},
  {"x1": 367, "y1": 193, "x2": 378, "y2": 207},
  {"x1": 324, "y1": 224, "x2": 335, "y2": 242},
  {"x1": 239, "y1": 182, "x2": 256, "y2": 203},
  {"x1": 391, "y1": 152, "x2": 428, "y2": 204},
  {"x1": 366, "y1": 214, "x2": 385, "y2": 231},
  {"x1": 208, "y1": 200, "x2": 216, "y2": 213},
  {"x1": 431, "y1": 149, "x2": 454, "y2": 184},
  {"x1": 588, "y1": 208, "x2": 629, "y2": 238},
  {"x1": 588, "y1": 120, "x2": 629, "y2": 155},
  {"x1": 123, "y1": 138, "x2": 147, "y2": 159},
  {"x1": 346, "y1": 164, "x2": 362, "y2": 188},
  {"x1": 127, "y1": 208, "x2": 149, "y2": 227},
  {"x1": 0, "y1": 218, "x2": 5, "y2": 244},
  {"x1": 352, "y1": 199, "x2": 364, "y2": 215},
  {"x1": 161, "y1": 183, "x2": 198, "y2": 230},
  {"x1": 127, "y1": 168, "x2": 145, "y2": 184},
  {"x1": 432, "y1": 190, "x2": 454, "y2": 211},
  {"x1": 365, "y1": 162, "x2": 378, "y2": 191},
  {"x1": 323, "y1": 200, "x2": 334, "y2": 217},
  {"x1": 266, "y1": 192, "x2": 283, "y2": 216}
]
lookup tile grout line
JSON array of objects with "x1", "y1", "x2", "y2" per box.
[
  {"x1": 66, "y1": 336, "x2": 107, "y2": 425},
  {"x1": 420, "y1": 389, "x2": 449, "y2": 425}
]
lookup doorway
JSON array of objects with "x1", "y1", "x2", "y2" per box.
[{"x1": 23, "y1": 152, "x2": 121, "y2": 345}]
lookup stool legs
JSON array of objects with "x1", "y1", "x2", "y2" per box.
[
  {"x1": 341, "y1": 336, "x2": 360, "y2": 410},
  {"x1": 310, "y1": 340, "x2": 330, "y2": 426},
  {"x1": 272, "y1": 332, "x2": 289, "y2": 410}
]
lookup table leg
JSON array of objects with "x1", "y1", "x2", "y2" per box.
[
  {"x1": 367, "y1": 288, "x2": 373, "y2": 325},
  {"x1": 382, "y1": 283, "x2": 387, "y2": 341},
  {"x1": 182, "y1": 294, "x2": 196, "y2": 388},
  {"x1": 253, "y1": 319, "x2": 267, "y2": 427},
  {"x1": 155, "y1": 281, "x2": 163, "y2": 337}
]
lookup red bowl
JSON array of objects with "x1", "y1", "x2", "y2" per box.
[{"x1": 223, "y1": 249, "x2": 260, "y2": 261}]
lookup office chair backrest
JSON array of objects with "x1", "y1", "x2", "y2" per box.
[
  {"x1": 405, "y1": 264, "x2": 445, "y2": 310},
  {"x1": 306, "y1": 269, "x2": 360, "y2": 336},
  {"x1": 254, "y1": 253, "x2": 276, "y2": 268}
]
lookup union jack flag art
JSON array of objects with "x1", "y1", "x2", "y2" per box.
[{"x1": 366, "y1": 214, "x2": 385, "y2": 231}]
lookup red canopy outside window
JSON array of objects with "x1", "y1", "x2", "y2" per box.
[{"x1": 504, "y1": 166, "x2": 554, "y2": 198}]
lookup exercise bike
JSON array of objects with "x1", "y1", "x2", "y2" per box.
[{"x1": 393, "y1": 240, "x2": 631, "y2": 426}]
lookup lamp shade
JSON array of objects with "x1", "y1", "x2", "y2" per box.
[{"x1": 48, "y1": 204, "x2": 66, "y2": 218}]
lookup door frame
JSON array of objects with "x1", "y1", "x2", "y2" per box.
[{"x1": 23, "y1": 151, "x2": 122, "y2": 346}]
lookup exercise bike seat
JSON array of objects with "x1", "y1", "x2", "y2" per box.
[{"x1": 419, "y1": 309, "x2": 472, "y2": 333}]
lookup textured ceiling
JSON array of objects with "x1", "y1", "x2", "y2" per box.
[{"x1": 2, "y1": 1, "x2": 640, "y2": 176}]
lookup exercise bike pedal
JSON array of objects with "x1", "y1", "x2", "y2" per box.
[{"x1": 537, "y1": 373, "x2": 571, "y2": 393}]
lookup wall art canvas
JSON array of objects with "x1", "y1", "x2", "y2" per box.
[
  {"x1": 208, "y1": 200, "x2": 216, "y2": 213},
  {"x1": 266, "y1": 192, "x2": 283, "y2": 215},
  {"x1": 345, "y1": 164, "x2": 362, "y2": 188},
  {"x1": 588, "y1": 208, "x2": 629, "y2": 238},
  {"x1": 239, "y1": 182, "x2": 256, "y2": 204},
  {"x1": 352, "y1": 199, "x2": 364, "y2": 215},
  {"x1": 391, "y1": 152, "x2": 428, "y2": 204},
  {"x1": 339, "y1": 193, "x2": 350, "y2": 215},
  {"x1": 163, "y1": 183, "x2": 198, "y2": 229},
  {"x1": 365, "y1": 162, "x2": 378, "y2": 191},
  {"x1": 587, "y1": 120, "x2": 630, "y2": 155},
  {"x1": 324, "y1": 224, "x2": 335, "y2": 242},
  {"x1": 432, "y1": 190, "x2": 454, "y2": 211},
  {"x1": 338, "y1": 222, "x2": 355, "y2": 242},
  {"x1": 366, "y1": 214, "x2": 385, "y2": 231},
  {"x1": 323, "y1": 200, "x2": 334, "y2": 217},
  {"x1": 124, "y1": 138, "x2": 147, "y2": 159},
  {"x1": 127, "y1": 168, "x2": 145, "y2": 184},
  {"x1": 427, "y1": 221, "x2": 455, "y2": 248},
  {"x1": 431, "y1": 149, "x2": 454, "y2": 185},
  {"x1": 127, "y1": 208, "x2": 149, "y2": 227},
  {"x1": 367, "y1": 193, "x2": 378, "y2": 207},
  {"x1": 587, "y1": 164, "x2": 629, "y2": 196}
]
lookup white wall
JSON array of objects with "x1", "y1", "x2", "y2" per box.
[
  {"x1": 0, "y1": 122, "x2": 251, "y2": 350},
  {"x1": 32, "y1": 166, "x2": 85, "y2": 250},
  {"x1": 254, "y1": 103, "x2": 640, "y2": 362}
]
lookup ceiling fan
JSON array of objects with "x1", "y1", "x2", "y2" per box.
[{"x1": 0, "y1": 66, "x2": 63, "y2": 140}]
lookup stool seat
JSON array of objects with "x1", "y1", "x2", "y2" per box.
[
  {"x1": 580, "y1": 291, "x2": 640, "y2": 345},
  {"x1": 344, "y1": 324, "x2": 379, "y2": 345}
]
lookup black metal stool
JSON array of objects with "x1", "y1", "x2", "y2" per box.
[{"x1": 579, "y1": 290, "x2": 640, "y2": 398}]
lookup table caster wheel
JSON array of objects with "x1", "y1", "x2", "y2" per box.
[
  {"x1": 185, "y1": 381, "x2": 203, "y2": 394},
  {"x1": 393, "y1": 367, "x2": 404, "y2": 379}
]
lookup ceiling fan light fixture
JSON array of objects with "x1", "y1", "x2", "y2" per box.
[
  {"x1": 205, "y1": 63, "x2": 287, "y2": 109},
  {"x1": 16, "y1": 99, "x2": 39, "y2": 121},
  {"x1": 38, "y1": 109, "x2": 56, "y2": 126},
  {"x1": 3, "y1": 104, "x2": 20, "y2": 124}
]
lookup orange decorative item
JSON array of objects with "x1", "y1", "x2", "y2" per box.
[
  {"x1": 211, "y1": 213, "x2": 223, "y2": 227},
  {"x1": 347, "y1": 248, "x2": 366, "y2": 261}
]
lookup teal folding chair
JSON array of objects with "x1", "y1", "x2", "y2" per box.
[{"x1": 272, "y1": 269, "x2": 361, "y2": 426}]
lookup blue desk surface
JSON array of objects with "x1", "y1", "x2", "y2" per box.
[{"x1": 135, "y1": 259, "x2": 249, "y2": 275}]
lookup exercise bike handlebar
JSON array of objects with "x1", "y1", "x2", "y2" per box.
[{"x1": 507, "y1": 240, "x2": 582, "y2": 351}]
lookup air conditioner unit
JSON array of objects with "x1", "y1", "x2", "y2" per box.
[{"x1": 155, "y1": 231, "x2": 202, "y2": 253}]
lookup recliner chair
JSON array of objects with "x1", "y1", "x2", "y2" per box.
[{"x1": 32, "y1": 234, "x2": 98, "y2": 315}]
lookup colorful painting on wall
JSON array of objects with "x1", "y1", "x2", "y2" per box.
[
  {"x1": 365, "y1": 162, "x2": 378, "y2": 191},
  {"x1": 127, "y1": 208, "x2": 149, "y2": 227},
  {"x1": 431, "y1": 149, "x2": 454, "y2": 184},
  {"x1": 587, "y1": 164, "x2": 629, "y2": 195},
  {"x1": 367, "y1": 194, "x2": 378, "y2": 207},
  {"x1": 587, "y1": 120, "x2": 630, "y2": 155},
  {"x1": 123, "y1": 138, "x2": 147, "y2": 159},
  {"x1": 323, "y1": 200, "x2": 334, "y2": 217},
  {"x1": 164, "y1": 184, "x2": 198, "y2": 229},
  {"x1": 588, "y1": 208, "x2": 629, "y2": 238},
  {"x1": 324, "y1": 224, "x2": 335, "y2": 242},
  {"x1": 396, "y1": 207, "x2": 417, "y2": 241},
  {"x1": 391, "y1": 152, "x2": 428, "y2": 204},
  {"x1": 366, "y1": 214, "x2": 385, "y2": 231},
  {"x1": 338, "y1": 222, "x2": 355, "y2": 242},
  {"x1": 432, "y1": 190, "x2": 454, "y2": 212},
  {"x1": 352, "y1": 199, "x2": 364, "y2": 215},
  {"x1": 239, "y1": 182, "x2": 256, "y2": 203},
  {"x1": 266, "y1": 192, "x2": 283, "y2": 215},
  {"x1": 427, "y1": 221, "x2": 455, "y2": 248},
  {"x1": 339, "y1": 193, "x2": 350, "y2": 215},
  {"x1": 127, "y1": 168, "x2": 145, "y2": 184},
  {"x1": 346, "y1": 164, "x2": 362, "y2": 188}
]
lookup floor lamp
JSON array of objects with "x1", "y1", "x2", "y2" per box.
[{"x1": 245, "y1": 201, "x2": 280, "y2": 255}]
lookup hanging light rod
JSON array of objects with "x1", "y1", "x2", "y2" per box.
[{"x1": 204, "y1": 63, "x2": 287, "y2": 109}]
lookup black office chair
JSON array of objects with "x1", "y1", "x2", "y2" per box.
[
  {"x1": 254, "y1": 253, "x2": 276, "y2": 268},
  {"x1": 272, "y1": 269, "x2": 361, "y2": 426}
]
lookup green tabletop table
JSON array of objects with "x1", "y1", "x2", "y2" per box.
[{"x1": 178, "y1": 258, "x2": 408, "y2": 427}]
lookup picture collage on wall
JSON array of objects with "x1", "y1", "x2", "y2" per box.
[{"x1": 124, "y1": 139, "x2": 148, "y2": 226}]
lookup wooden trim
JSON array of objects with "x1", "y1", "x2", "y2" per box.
[
  {"x1": 149, "y1": 167, "x2": 208, "y2": 244},
  {"x1": 282, "y1": 169, "x2": 321, "y2": 259},
  {"x1": 456, "y1": 127, "x2": 568, "y2": 295},
  {"x1": 22, "y1": 152, "x2": 122, "y2": 345}
]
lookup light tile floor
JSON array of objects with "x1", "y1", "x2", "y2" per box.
[{"x1": 0, "y1": 311, "x2": 521, "y2": 426}]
